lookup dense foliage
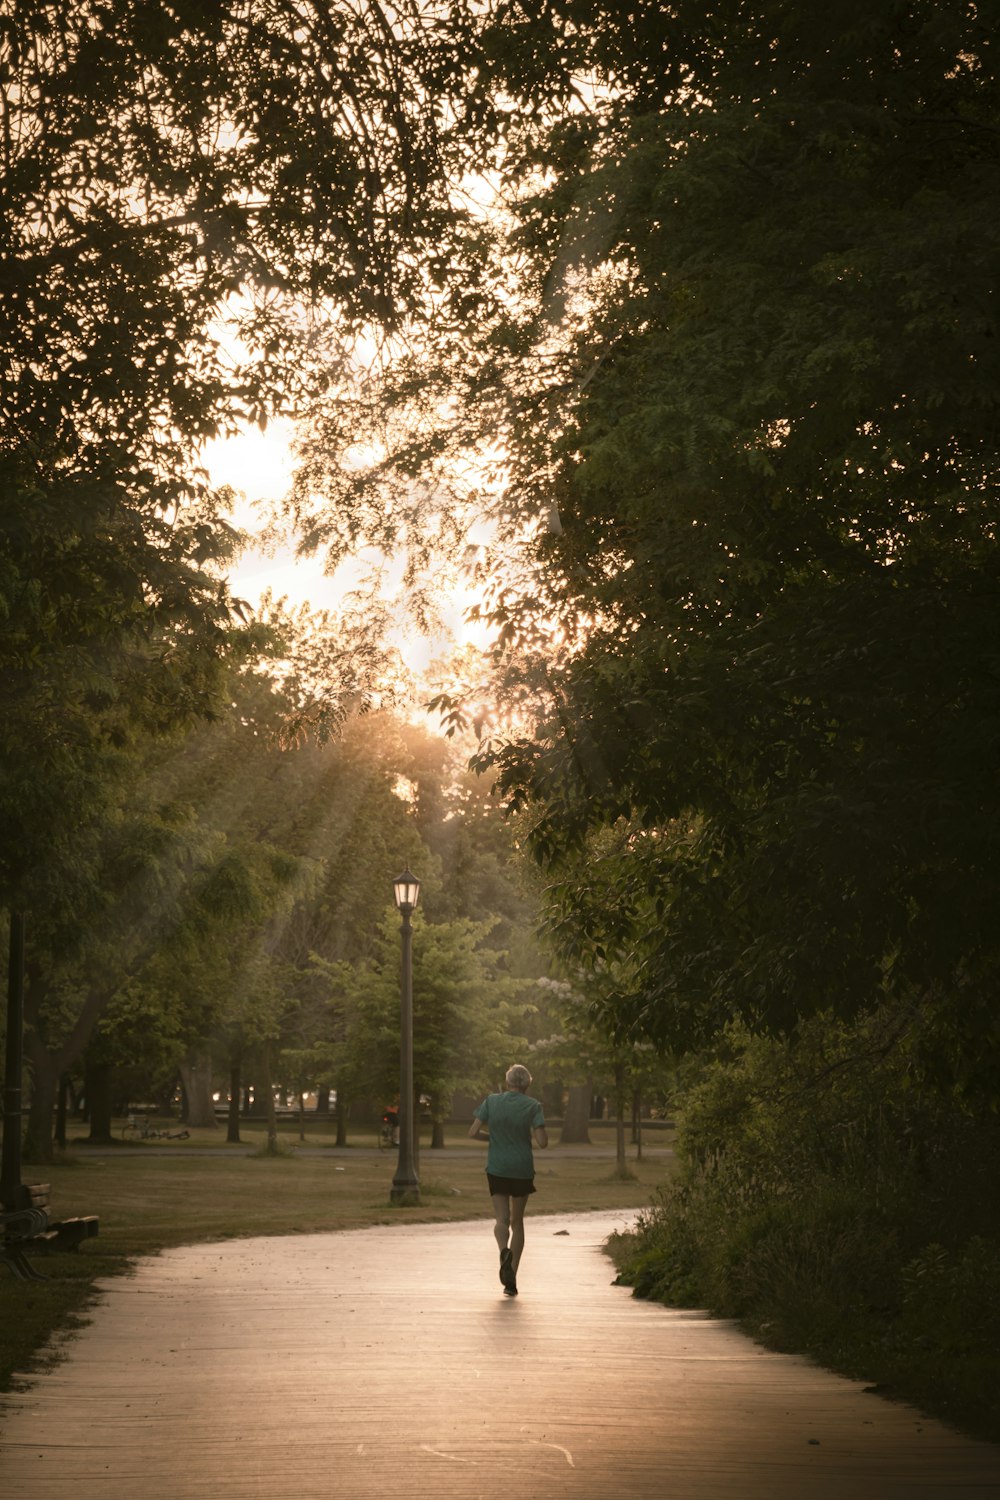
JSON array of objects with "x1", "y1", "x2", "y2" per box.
[
  {"x1": 295, "y1": 3, "x2": 1000, "y2": 1093},
  {"x1": 0, "y1": 0, "x2": 524, "y2": 1158},
  {"x1": 0, "y1": 0, "x2": 486, "y2": 914},
  {"x1": 11, "y1": 597, "x2": 398, "y2": 1152},
  {"x1": 13, "y1": 669, "x2": 566, "y2": 1156},
  {"x1": 493, "y1": 2, "x2": 1000, "y2": 1089},
  {"x1": 611, "y1": 1013, "x2": 1000, "y2": 1441}
]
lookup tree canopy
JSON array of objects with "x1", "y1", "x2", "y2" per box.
[
  {"x1": 0, "y1": 0, "x2": 488, "y2": 911},
  {"x1": 292, "y1": 2, "x2": 1000, "y2": 1091},
  {"x1": 7, "y1": 0, "x2": 999, "y2": 1127}
]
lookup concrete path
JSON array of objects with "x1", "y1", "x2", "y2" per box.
[{"x1": 1, "y1": 1210, "x2": 998, "y2": 1499}]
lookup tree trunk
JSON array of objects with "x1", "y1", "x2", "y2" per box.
[
  {"x1": 316, "y1": 1085, "x2": 332, "y2": 1114},
  {"x1": 559, "y1": 1083, "x2": 592, "y2": 1145},
  {"x1": 179, "y1": 1049, "x2": 219, "y2": 1130},
  {"x1": 22, "y1": 1048, "x2": 58, "y2": 1164},
  {"x1": 22, "y1": 959, "x2": 143, "y2": 1162},
  {"x1": 244, "y1": 1083, "x2": 266, "y2": 1117},
  {"x1": 428, "y1": 1091, "x2": 446, "y2": 1148},
  {"x1": 261, "y1": 1042, "x2": 279, "y2": 1155},
  {"x1": 156, "y1": 1079, "x2": 178, "y2": 1117},
  {"x1": 21, "y1": 960, "x2": 90, "y2": 1165},
  {"x1": 227, "y1": 1058, "x2": 242, "y2": 1144},
  {"x1": 632, "y1": 1085, "x2": 643, "y2": 1161},
  {"x1": 612, "y1": 1062, "x2": 633, "y2": 1179},
  {"x1": 297, "y1": 1090, "x2": 306, "y2": 1142},
  {"x1": 54, "y1": 1073, "x2": 70, "y2": 1150},
  {"x1": 266, "y1": 1091, "x2": 278, "y2": 1152},
  {"x1": 86, "y1": 1060, "x2": 115, "y2": 1144},
  {"x1": 2, "y1": 911, "x2": 27, "y2": 1201},
  {"x1": 335, "y1": 1094, "x2": 349, "y2": 1147}
]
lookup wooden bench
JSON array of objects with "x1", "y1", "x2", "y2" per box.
[{"x1": 1, "y1": 1183, "x2": 99, "y2": 1281}]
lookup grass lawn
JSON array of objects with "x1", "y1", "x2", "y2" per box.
[{"x1": 1, "y1": 1119, "x2": 673, "y2": 1392}]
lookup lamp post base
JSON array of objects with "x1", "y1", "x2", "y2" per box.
[{"x1": 390, "y1": 1177, "x2": 420, "y2": 1206}]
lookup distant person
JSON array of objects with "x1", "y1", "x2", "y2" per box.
[{"x1": 469, "y1": 1064, "x2": 548, "y2": 1297}]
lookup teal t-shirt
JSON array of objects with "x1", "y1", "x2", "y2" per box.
[{"x1": 475, "y1": 1090, "x2": 545, "y2": 1179}]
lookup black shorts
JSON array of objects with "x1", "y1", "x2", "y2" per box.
[{"x1": 487, "y1": 1172, "x2": 536, "y2": 1197}]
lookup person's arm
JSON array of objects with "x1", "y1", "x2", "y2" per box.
[
  {"x1": 533, "y1": 1125, "x2": 548, "y2": 1149},
  {"x1": 469, "y1": 1117, "x2": 486, "y2": 1139}
]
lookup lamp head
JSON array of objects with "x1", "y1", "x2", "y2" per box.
[{"x1": 392, "y1": 867, "x2": 420, "y2": 912}]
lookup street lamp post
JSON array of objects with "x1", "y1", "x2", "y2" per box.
[{"x1": 390, "y1": 867, "x2": 420, "y2": 1205}]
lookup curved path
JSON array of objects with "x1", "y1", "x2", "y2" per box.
[{"x1": 2, "y1": 1211, "x2": 998, "y2": 1499}]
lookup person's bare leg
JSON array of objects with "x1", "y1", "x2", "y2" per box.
[
  {"x1": 509, "y1": 1195, "x2": 528, "y2": 1276},
  {"x1": 491, "y1": 1193, "x2": 511, "y2": 1255}
]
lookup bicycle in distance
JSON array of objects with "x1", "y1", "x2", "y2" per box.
[{"x1": 378, "y1": 1106, "x2": 399, "y2": 1149}]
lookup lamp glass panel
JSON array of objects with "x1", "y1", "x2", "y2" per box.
[{"x1": 392, "y1": 869, "x2": 420, "y2": 909}]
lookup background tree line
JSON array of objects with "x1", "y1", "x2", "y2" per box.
[
  {"x1": 8, "y1": 643, "x2": 621, "y2": 1159},
  {"x1": 0, "y1": 1, "x2": 598, "y2": 1158}
]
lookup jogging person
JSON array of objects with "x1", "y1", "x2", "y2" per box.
[{"x1": 468, "y1": 1064, "x2": 548, "y2": 1296}]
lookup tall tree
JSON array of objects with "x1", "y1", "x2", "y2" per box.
[
  {"x1": 16, "y1": 594, "x2": 398, "y2": 1158},
  {"x1": 1, "y1": 0, "x2": 490, "y2": 916},
  {"x1": 297, "y1": 3, "x2": 1000, "y2": 1090}
]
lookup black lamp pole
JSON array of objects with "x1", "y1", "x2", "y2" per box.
[{"x1": 390, "y1": 868, "x2": 420, "y2": 1205}]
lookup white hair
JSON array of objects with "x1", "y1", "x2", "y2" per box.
[{"x1": 505, "y1": 1063, "x2": 532, "y2": 1089}]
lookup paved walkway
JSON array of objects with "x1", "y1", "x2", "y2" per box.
[{"x1": 2, "y1": 1211, "x2": 998, "y2": 1499}]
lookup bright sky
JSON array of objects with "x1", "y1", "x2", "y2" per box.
[
  {"x1": 201, "y1": 422, "x2": 491, "y2": 677},
  {"x1": 201, "y1": 418, "x2": 334, "y2": 608}
]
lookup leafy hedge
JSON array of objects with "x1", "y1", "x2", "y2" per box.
[{"x1": 611, "y1": 1012, "x2": 1000, "y2": 1441}]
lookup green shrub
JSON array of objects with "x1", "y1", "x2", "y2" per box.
[
  {"x1": 611, "y1": 1010, "x2": 1000, "y2": 1440},
  {"x1": 612, "y1": 1192, "x2": 704, "y2": 1305},
  {"x1": 900, "y1": 1237, "x2": 1000, "y2": 1357}
]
